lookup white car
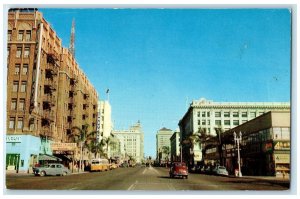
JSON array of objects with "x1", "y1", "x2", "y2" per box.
[{"x1": 212, "y1": 166, "x2": 229, "y2": 176}]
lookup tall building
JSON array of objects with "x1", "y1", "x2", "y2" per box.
[
  {"x1": 178, "y1": 98, "x2": 290, "y2": 167},
  {"x1": 156, "y1": 127, "x2": 173, "y2": 164},
  {"x1": 170, "y1": 130, "x2": 180, "y2": 162},
  {"x1": 97, "y1": 100, "x2": 112, "y2": 139},
  {"x1": 113, "y1": 122, "x2": 144, "y2": 163},
  {"x1": 6, "y1": 9, "x2": 98, "y2": 173}
]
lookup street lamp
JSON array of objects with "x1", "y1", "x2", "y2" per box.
[{"x1": 233, "y1": 131, "x2": 242, "y2": 177}]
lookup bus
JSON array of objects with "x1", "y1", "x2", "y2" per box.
[{"x1": 90, "y1": 158, "x2": 110, "y2": 172}]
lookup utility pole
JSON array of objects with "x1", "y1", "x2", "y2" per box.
[{"x1": 234, "y1": 131, "x2": 242, "y2": 177}]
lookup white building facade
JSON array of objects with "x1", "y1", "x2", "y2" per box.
[
  {"x1": 156, "y1": 127, "x2": 173, "y2": 164},
  {"x1": 97, "y1": 100, "x2": 113, "y2": 139},
  {"x1": 178, "y1": 98, "x2": 290, "y2": 165},
  {"x1": 113, "y1": 122, "x2": 144, "y2": 163}
]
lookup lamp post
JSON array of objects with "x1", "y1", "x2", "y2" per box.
[
  {"x1": 233, "y1": 131, "x2": 242, "y2": 177},
  {"x1": 80, "y1": 141, "x2": 83, "y2": 172}
]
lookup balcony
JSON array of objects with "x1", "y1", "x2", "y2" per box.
[
  {"x1": 43, "y1": 110, "x2": 55, "y2": 122},
  {"x1": 44, "y1": 85, "x2": 56, "y2": 95},
  {"x1": 70, "y1": 78, "x2": 77, "y2": 86},
  {"x1": 43, "y1": 94, "x2": 56, "y2": 105},
  {"x1": 47, "y1": 50, "x2": 59, "y2": 65},
  {"x1": 45, "y1": 68, "x2": 57, "y2": 78}
]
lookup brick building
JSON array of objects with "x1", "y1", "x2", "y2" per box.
[{"x1": 6, "y1": 9, "x2": 98, "y2": 172}]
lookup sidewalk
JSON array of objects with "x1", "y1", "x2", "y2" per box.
[{"x1": 5, "y1": 169, "x2": 88, "y2": 176}]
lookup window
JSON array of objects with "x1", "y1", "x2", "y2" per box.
[
  {"x1": 19, "y1": 99, "x2": 25, "y2": 111},
  {"x1": 215, "y1": 112, "x2": 221, "y2": 117},
  {"x1": 24, "y1": 47, "x2": 30, "y2": 58},
  {"x1": 22, "y1": 64, "x2": 28, "y2": 75},
  {"x1": 198, "y1": 120, "x2": 200, "y2": 125},
  {"x1": 202, "y1": 112, "x2": 206, "y2": 117},
  {"x1": 224, "y1": 112, "x2": 230, "y2": 117},
  {"x1": 25, "y1": 30, "x2": 31, "y2": 41},
  {"x1": 20, "y1": 81, "x2": 27, "y2": 92},
  {"x1": 18, "y1": 30, "x2": 24, "y2": 41},
  {"x1": 8, "y1": 30, "x2": 12, "y2": 41},
  {"x1": 202, "y1": 120, "x2": 206, "y2": 125},
  {"x1": 197, "y1": 111, "x2": 200, "y2": 117},
  {"x1": 233, "y1": 112, "x2": 239, "y2": 117},
  {"x1": 250, "y1": 112, "x2": 256, "y2": 118},
  {"x1": 7, "y1": 47, "x2": 10, "y2": 58},
  {"x1": 16, "y1": 47, "x2": 22, "y2": 58},
  {"x1": 17, "y1": 118, "x2": 23, "y2": 129},
  {"x1": 215, "y1": 120, "x2": 221, "y2": 125},
  {"x1": 242, "y1": 112, "x2": 247, "y2": 117},
  {"x1": 15, "y1": 64, "x2": 20, "y2": 74},
  {"x1": 207, "y1": 120, "x2": 210, "y2": 125},
  {"x1": 13, "y1": 81, "x2": 18, "y2": 92},
  {"x1": 207, "y1": 112, "x2": 210, "y2": 117},
  {"x1": 233, "y1": 120, "x2": 239, "y2": 125},
  {"x1": 9, "y1": 117, "x2": 15, "y2": 129},
  {"x1": 224, "y1": 120, "x2": 230, "y2": 125},
  {"x1": 11, "y1": 99, "x2": 17, "y2": 110}
]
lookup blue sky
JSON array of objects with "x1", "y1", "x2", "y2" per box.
[{"x1": 39, "y1": 8, "x2": 291, "y2": 158}]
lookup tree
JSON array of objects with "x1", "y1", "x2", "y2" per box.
[
  {"x1": 162, "y1": 146, "x2": 170, "y2": 162},
  {"x1": 100, "y1": 134, "x2": 115, "y2": 159},
  {"x1": 69, "y1": 124, "x2": 98, "y2": 170}
]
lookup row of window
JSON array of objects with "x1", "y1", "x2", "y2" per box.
[
  {"x1": 7, "y1": 46, "x2": 31, "y2": 58},
  {"x1": 12, "y1": 81, "x2": 27, "y2": 92},
  {"x1": 9, "y1": 117, "x2": 24, "y2": 129},
  {"x1": 198, "y1": 119, "x2": 247, "y2": 126},
  {"x1": 10, "y1": 98, "x2": 25, "y2": 111},
  {"x1": 13, "y1": 63, "x2": 28, "y2": 75},
  {"x1": 197, "y1": 111, "x2": 264, "y2": 118},
  {"x1": 7, "y1": 30, "x2": 31, "y2": 41}
]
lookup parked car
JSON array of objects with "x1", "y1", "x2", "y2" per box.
[
  {"x1": 109, "y1": 163, "x2": 118, "y2": 170},
  {"x1": 33, "y1": 163, "x2": 71, "y2": 177},
  {"x1": 169, "y1": 162, "x2": 188, "y2": 179},
  {"x1": 212, "y1": 166, "x2": 229, "y2": 176}
]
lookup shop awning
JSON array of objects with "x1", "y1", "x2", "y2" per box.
[{"x1": 38, "y1": 154, "x2": 62, "y2": 161}]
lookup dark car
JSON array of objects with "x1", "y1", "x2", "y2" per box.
[
  {"x1": 169, "y1": 162, "x2": 188, "y2": 179},
  {"x1": 33, "y1": 163, "x2": 71, "y2": 176}
]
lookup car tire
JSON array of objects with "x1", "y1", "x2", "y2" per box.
[
  {"x1": 185, "y1": 176, "x2": 188, "y2": 179},
  {"x1": 40, "y1": 171, "x2": 46, "y2": 177}
]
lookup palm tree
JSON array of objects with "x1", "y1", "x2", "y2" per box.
[
  {"x1": 100, "y1": 134, "x2": 115, "y2": 160},
  {"x1": 69, "y1": 124, "x2": 98, "y2": 170},
  {"x1": 162, "y1": 146, "x2": 170, "y2": 163}
]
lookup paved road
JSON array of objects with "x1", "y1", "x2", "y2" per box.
[{"x1": 5, "y1": 166, "x2": 289, "y2": 191}]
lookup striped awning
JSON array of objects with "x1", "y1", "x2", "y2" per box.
[{"x1": 38, "y1": 154, "x2": 62, "y2": 161}]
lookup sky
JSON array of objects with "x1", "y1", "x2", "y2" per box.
[{"x1": 38, "y1": 8, "x2": 291, "y2": 158}]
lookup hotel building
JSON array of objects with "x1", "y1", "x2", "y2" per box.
[{"x1": 6, "y1": 9, "x2": 98, "y2": 172}]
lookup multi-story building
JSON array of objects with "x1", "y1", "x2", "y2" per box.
[
  {"x1": 156, "y1": 127, "x2": 173, "y2": 164},
  {"x1": 178, "y1": 98, "x2": 290, "y2": 167},
  {"x1": 204, "y1": 111, "x2": 290, "y2": 177},
  {"x1": 97, "y1": 100, "x2": 112, "y2": 139},
  {"x1": 113, "y1": 122, "x2": 144, "y2": 163},
  {"x1": 170, "y1": 130, "x2": 180, "y2": 162},
  {"x1": 6, "y1": 9, "x2": 98, "y2": 173}
]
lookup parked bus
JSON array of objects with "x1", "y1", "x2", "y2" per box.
[{"x1": 90, "y1": 158, "x2": 110, "y2": 172}]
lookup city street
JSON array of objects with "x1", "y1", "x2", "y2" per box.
[{"x1": 6, "y1": 166, "x2": 289, "y2": 191}]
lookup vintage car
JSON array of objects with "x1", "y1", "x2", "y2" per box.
[
  {"x1": 169, "y1": 162, "x2": 188, "y2": 179},
  {"x1": 212, "y1": 166, "x2": 229, "y2": 176},
  {"x1": 33, "y1": 163, "x2": 71, "y2": 176}
]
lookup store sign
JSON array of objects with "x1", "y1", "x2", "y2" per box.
[
  {"x1": 6, "y1": 135, "x2": 22, "y2": 143},
  {"x1": 274, "y1": 141, "x2": 290, "y2": 150},
  {"x1": 53, "y1": 150, "x2": 74, "y2": 155},
  {"x1": 51, "y1": 142, "x2": 76, "y2": 151},
  {"x1": 275, "y1": 154, "x2": 290, "y2": 164}
]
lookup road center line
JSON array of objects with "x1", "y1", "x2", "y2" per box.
[{"x1": 127, "y1": 180, "x2": 138, "y2": 190}]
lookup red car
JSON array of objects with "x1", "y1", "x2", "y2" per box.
[{"x1": 169, "y1": 162, "x2": 188, "y2": 179}]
